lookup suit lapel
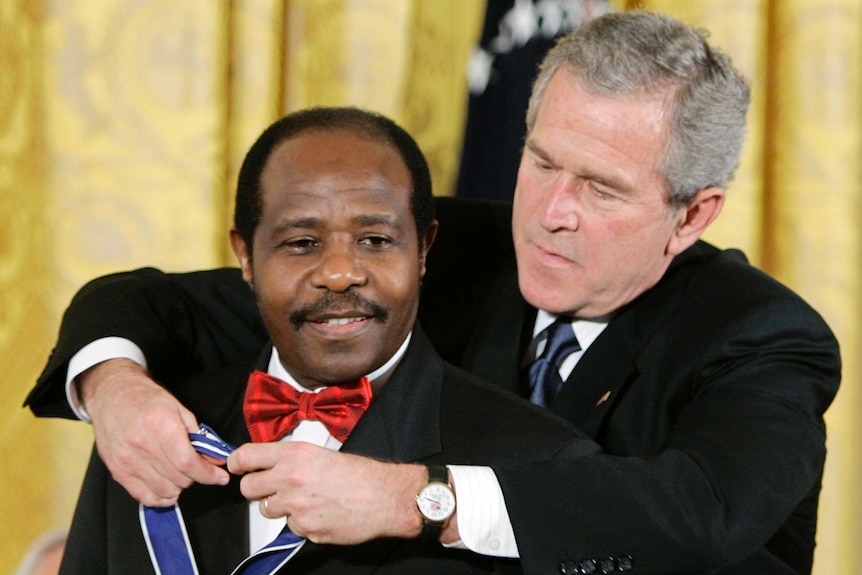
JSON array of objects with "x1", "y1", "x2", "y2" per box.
[
  {"x1": 290, "y1": 327, "x2": 447, "y2": 573},
  {"x1": 344, "y1": 326, "x2": 444, "y2": 462},
  {"x1": 552, "y1": 312, "x2": 641, "y2": 435},
  {"x1": 178, "y1": 480, "x2": 250, "y2": 571},
  {"x1": 551, "y1": 244, "x2": 707, "y2": 436}
]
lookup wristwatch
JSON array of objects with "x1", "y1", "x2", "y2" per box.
[{"x1": 416, "y1": 465, "x2": 456, "y2": 541}]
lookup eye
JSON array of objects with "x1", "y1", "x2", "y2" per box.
[
  {"x1": 279, "y1": 237, "x2": 319, "y2": 253},
  {"x1": 593, "y1": 188, "x2": 612, "y2": 199},
  {"x1": 359, "y1": 235, "x2": 394, "y2": 249},
  {"x1": 590, "y1": 182, "x2": 616, "y2": 201},
  {"x1": 534, "y1": 158, "x2": 555, "y2": 172}
]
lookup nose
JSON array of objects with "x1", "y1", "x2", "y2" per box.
[
  {"x1": 310, "y1": 244, "x2": 368, "y2": 292},
  {"x1": 537, "y1": 175, "x2": 580, "y2": 232}
]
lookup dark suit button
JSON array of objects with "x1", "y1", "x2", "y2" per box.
[
  {"x1": 558, "y1": 560, "x2": 579, "y2": 574},
  {"x1": 616, "y1": 556, "x2": 633, "y2": 571},
  {"x1": 578, "y1": 559, "x2": 598, "y2": 573},
  {"x1": 597, "y1": 557, "x2": 616, "y2": 573}
]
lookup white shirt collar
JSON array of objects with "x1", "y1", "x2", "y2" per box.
[
  {"x1": 266, "y1": 331, "x2": 413, "y2": 392},
  {"x1": 533, "y1": 309, "x2": 609, "y2": 354}
]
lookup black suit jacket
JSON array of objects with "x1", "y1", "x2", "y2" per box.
[
  {"x1": 60, "y1": 326, "x2": 597, "y2": 574},
  {"x1": 459, "y1": 244, "x2": 839, "y2": 574},
  {"x1": 29, "y1": 198, "x2": 840, "y2": 574}
]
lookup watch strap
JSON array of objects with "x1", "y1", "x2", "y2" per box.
[
  {"x1": 427, "y1": 464, "x2": 448, "y2": 485},
  {"x1": 419, "y1": 518, "x2": 444, "y2": 541},
  {"x1": 419, "y1": 465, "x2": 452, "y2": 541}
]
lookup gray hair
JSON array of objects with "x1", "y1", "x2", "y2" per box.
[{"x1": 526, "y1": 10, "x2": 750, "y2": 206}]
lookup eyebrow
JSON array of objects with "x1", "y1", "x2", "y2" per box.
[
  {"x1": 269, "y1": 212, "x2": 402, "y2": 235},
  {"x1": 270, "y1": 217, "x2": 322, "y2": 235},
  {"x1": 352, "y1": 213, "x2": 400, "y2": 229},
  {"x1": 525, "y1": 139, "x2": 553, "y2": 164}
]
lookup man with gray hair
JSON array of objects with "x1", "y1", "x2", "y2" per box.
[{"x1": 27, "y1": 10, "x2": 839, "y2": 575}]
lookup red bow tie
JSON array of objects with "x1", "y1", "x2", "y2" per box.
[{"x1": 243, "y1": 370, "x2": 372, "y2": 443}]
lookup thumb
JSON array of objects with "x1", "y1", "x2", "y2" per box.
[{"x1": 177, "y1": 403, "x2": 202, "y2": 434}]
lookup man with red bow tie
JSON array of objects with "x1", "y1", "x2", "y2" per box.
[{"x1": 57, "y1": 107, "x2": 597, "y2": 575}]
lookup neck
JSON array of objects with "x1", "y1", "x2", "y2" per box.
[{"x1": 269, "y1": 332, "x2": 413, "y2": 393}]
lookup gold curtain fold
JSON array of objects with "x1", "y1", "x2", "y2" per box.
[
  {"x1": 2, "y1": 1, "x2": 860, "y2": 573},
  {"x1": 760, "y1": 3, "x2": 861, "y2": 572}
]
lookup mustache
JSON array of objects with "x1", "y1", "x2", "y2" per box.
[{"x1": 289, "y1": 290, "x2": 389, "y2": 330}]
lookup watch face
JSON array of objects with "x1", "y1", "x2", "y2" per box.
[{"x1": 417, "y1": 483, "x2": 456, "y2": 522}]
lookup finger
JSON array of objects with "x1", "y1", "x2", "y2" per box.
[
  {"x1": 227, "y1": 443, "x2": 280, "y2": 475},
  {"x1": 199, "y1": 453, "x2": 229, "y2": 467},
  {"x1": 102, "y1": 454, "x2": 183, "y2": 506},
  {"x1": 95, "y1": 430, "x2": 187, "y2": 501},
  {"x1": 131, "y1": 416, "x2": 200, "y2": 484},
  {"x1": 259, "y1": 495, "x2": 280, "y2": 519},
  {"x1": 106, "y1": 426, "x2": 211, "y2": 497},
  {"x1": 177, "y1": 403, "x2": 204, "y2": 434},
  {"x1": 123, "y1": 477, "x2": 182, "y2": 508},
  {"x1": 106, "y1": 428, "x2": 228, "y2": 504},
  {"x1": 130, "y1": 398, "x2": 224, "y2": 485},
  {"x1": 153, "y1": 424, "x2": 230, "y2": 487},
  {"x1": 238, "y1": 466, "x2": 281, "y2": 502},
  {"x1": 285, "y1": 515, "x2": 319, "y2": 543},
  {"x1": 172, "y1": 405, "x2": 231, "y2": 484}
]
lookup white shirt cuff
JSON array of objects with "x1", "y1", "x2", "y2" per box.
[
  {"x1": 447, "y1": 465, "x2": 519, "y2": 558},
  {"x1": 65, "y1": 337, "x2": 148, "y2": 422}
]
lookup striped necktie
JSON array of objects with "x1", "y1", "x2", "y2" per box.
[{"x1": 528, "y1": 318, "x2": 580, "y2": 407}]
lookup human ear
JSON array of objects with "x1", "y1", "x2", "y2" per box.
[
  {"x1": 666, "y1": 187, "x2": 725, "y2": 256},
  {"x1": 230, "y1": 228, "x2": 254, "y2": 288},
  {"x1": 418, "y1": 220, "x2": 439, "y2": 277}
]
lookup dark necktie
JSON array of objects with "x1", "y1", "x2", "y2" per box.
[
  {"x1": 528, "y1": 318, "x2": 580, "y2": 407},
  {"x1": 243, "y1": 370, "x2": 372, "y2": 443}
]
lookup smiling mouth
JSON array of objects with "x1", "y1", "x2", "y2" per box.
[
  {"x1": 291, "y1": 291, "x2": 389, "y2": 330},
  {"x1": 304, "y1": 314, "x2": 375, "y2": 338},
  {"x1": 316, "y1": 316, "x2": 370, "y2": 327}
]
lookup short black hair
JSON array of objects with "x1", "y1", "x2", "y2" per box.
[{"x1": 234, "y1": 107, "x2": 435, "y2": 252}]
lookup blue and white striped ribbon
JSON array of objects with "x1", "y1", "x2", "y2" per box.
[
  {"x1": 230, "y1": 530, "x2": 305, "y2": 575},
  {"x1": 140, "y1": 424, "x2": 304, "y2": 575},
  {"x1": 140, "y1": 505, "x2": 199, "y2": 575},
  {"x1": 189, "y1": 424, "x2": 236, "y2": 460}
]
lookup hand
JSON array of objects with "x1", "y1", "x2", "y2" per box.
[
  {"x1": 78, "y1": 359, "x2": 230, "y2": 506},
  {"x1": 228, "y1": 442, "x2": 460, "y2": 544}
]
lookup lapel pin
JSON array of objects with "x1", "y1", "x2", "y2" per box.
[{"x1": 596, "y1": 390, "x2": 611, "y2": 407}]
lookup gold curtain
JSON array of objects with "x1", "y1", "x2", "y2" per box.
[
  {"x1": 618, "y1": 1, "x2": 862, "y2": 573},
  {"x1": 2, "y1": 1, "x2": 860, "y2": 573}
]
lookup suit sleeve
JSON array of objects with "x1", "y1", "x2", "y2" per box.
[
  {"x1": 494, "y1": 287, "x2": 840, "y2": 573},
  {"x1": 24, "y1": 267, "x2": 266, "y2": 418}
]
